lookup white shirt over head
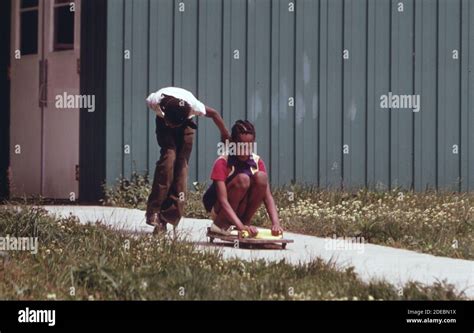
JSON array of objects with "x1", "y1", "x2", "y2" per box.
[{"x1": 146, "y1": 87, "x2": 206, "y2": 119}]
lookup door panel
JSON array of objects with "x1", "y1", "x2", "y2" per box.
[
  {"x1": 9, "y1": 0, "x2": 43, "y2": 196},
  {"x1": 43, "y1": 0, "x2": 80, "y2": 198}
]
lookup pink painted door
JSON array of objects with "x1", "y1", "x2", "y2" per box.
[
  {"x1": 10, "y1": 0, "x2": 80, "y2": 199},
  {"x1": 9, "y1": 0, "x2": 43, "y2": 196}
]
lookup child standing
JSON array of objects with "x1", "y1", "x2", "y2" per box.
[{"x1": 146, "y1": 87, "x2": 230, "y2": 233}]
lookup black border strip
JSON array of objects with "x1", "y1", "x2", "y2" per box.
[{"x1": 79, "y1": 0, "x2": 107, "y2": 203}]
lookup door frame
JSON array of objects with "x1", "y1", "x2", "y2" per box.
[
  {"x1": 2, "y1": 0, "x2": 107, "y2": 203},
  {"x1": 9, "y1": 0, "x2": 81, "y2": 200}
]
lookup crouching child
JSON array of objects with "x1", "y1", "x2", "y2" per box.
[{"x1": 203, "y1": 120, "x2": 283, "y2": 237}]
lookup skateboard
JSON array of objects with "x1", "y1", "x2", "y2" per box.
[{"x1": 206, "y1": 227, "x2": 294, "y2": 249}]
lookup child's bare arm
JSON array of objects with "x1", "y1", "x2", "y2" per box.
[
  {"x1": 204, "y1": 107, "x2": 231, "y2": 142},
  {"x1": 263, "y1": 184, "x2": 284, "y2": 235}
]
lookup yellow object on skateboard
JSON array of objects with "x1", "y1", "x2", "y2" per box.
[{"x1": 240, "y1": 227, "x2": 283, "y2": 240}]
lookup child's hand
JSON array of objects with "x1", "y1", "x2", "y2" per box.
[
  {"x1": 271, "y1": 225, "x2": 283, "y2": 236},
  {"x1": 242, "y1": 225, "x2": 258, "y2": 237}
]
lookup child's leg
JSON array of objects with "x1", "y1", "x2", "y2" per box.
[
  {"x1": 213, "y1": 173, "x2": 251, "y2": 229},
  {"x1": 240, "y1": 172, "x2": 268, "y2": 225},
  {"x1": 160, "y1": 125, "x2": 195, "y2": 225},
  {"x1": 146, "y1": 117, "x2": 177, "y2": 225},
  {"x1": 236, "y1": 195, "x2": 249, "y2": 219}
]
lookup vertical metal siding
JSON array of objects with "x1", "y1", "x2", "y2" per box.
[{"x1": 106, "y1": 0, "x2": 474, "y2": 191}]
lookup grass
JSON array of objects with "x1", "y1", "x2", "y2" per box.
[
  {"x1": 102, "y1": 173, "x2": 474, "y2": 260},
  {"x1": 0, "y1": 205, "x2": 466, "y2": 300}
]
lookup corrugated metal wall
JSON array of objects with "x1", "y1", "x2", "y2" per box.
[{"x1": 106, "y1": 0, "x2": 474, "y2": 191}]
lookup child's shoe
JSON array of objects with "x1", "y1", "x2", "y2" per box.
[
  {"x1": 146, "y1": 212, "x2": 161, "y2": 226},
  {"x1": 153, "y1": 223, "x2": 167, "y2": 235},
  {"x1": 209, "y1": 223, "x2": 238, "y2": 236}
]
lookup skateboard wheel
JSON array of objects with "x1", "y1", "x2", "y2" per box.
[
  {"x1": 282, "y1": 243, "x2": 287, "y2": 250},
  {"x1": 209, "y1": 237, "x2": 214, "y2": 243}
]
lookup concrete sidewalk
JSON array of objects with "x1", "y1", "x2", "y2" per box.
[{"x1": 42, "y1": 205, "x2": 474, "y2": 298}]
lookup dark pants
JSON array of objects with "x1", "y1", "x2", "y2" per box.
[{"x1": 146, "y1": 116, "x2": 195, "y2": 226}]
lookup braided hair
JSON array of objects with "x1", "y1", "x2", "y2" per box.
[{"x1": 231, "y1": 120, "x2": 256, "y2": 142}]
